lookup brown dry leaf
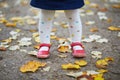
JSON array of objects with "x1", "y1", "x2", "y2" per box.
[
  {"x1": 108, "y1": 26, "x2": 120, "y2": 31},
  {"x1": 0, "y1": 46, "x2": 6, "y2": 51},
  {"x1": 77, "y1": 75, "x2": 94, "y2": 80},
  {"x1": 107, "y1": 18, "x2": 112, "y2": 23},
  {"x1": 33, "y1": 44, "x2": 40, "y2": 49},
  {"x1": 104, "y1": 57, "x2": 114, "y2": 62},
  {"x1": 99, "y1": 8, "x2": 108, "y2": 12},
  {"x1": 75, "y1": 60, "x2": 88, "y2": 67},
  {"x1": 20, "y1": 60, "x2": 46, "y2": 73},
  {"x1": 5, "y1": 22, "x2": 16, "y2": 27},
  {"x1": 96, "y1": 59, "x2": 108, "y2": 69},
  {"x1": 29, "y1": 29, "x2": 37, "y2": 32},
  {"x1": 90, "y1": 28, "x2": 98, "y2": 32},
  {"x1": 61, "y1": 23, "x2": 69, "y2": 28},
  {"x1": 61, "y1": 63, "x2": 80, "y2": 70},
  {"x1": 112, "y1": 4, "x2": 120, "y2": 9},
  {"x1": 58, "y1": 45, "x2": 70, "y2": 53}
]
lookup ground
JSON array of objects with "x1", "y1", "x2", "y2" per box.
[{"x1": 0, "y1": 0, "x2": 120, "y2": 80}]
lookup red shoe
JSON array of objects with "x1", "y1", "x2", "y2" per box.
[
  {"x1": 71, "y1": 42, "x2": 86, "y2": 58},
  {"x1": 37, "y1": 43, "x2": 51, "y2": 58}
]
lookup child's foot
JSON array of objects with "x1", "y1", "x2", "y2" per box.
[
  {"x1": 71, "y1": 42, "x2": 86, "y2": 57},
  {"x1": 37, "y1": 43, "x2": 51, "y2": 58}
]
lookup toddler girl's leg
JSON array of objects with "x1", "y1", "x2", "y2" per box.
[
  {"x1": 37, "y1": 9, "x2": 55, "y2": 58},
  {"x1": 39, "y1": 9, "x2": 55, "y2": 44},
  {"x1": 64, "y1": 9, "x2": 82, "y2": 42},
  {"x1": 65, "y1": 9, "x2": 85, "y2": 57}
]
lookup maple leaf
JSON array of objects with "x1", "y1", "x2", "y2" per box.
[
  {"x1": 20, "y1": 60, "x2": 46, "y2": 73},
  {"x1": 75, "y1": 60, "x2": 88, "y2": 67}
]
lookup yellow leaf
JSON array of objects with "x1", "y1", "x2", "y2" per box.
[
  {"x1": 96, "y1": 59, "x2": 108, "y2": 68},
  {"x1": 27, "y1": 19, "x2": 37, "y2": 25},
  {"x1": 10, "y1": 17, "x2": 22, "y2": 22},
  {"x1": 85, "y1": 0, "x2": 90, "y2": 5},
  {"x1": 104, "y1": 57, "x2": 114, "y2": 62},
  {"x1": 108, "y1": 26, "x2": 120, "y2": 31},
  {"x1": 92, "y1": 74, "x2": 104, "y2": 80},
  {"x1": 5, "y1": 22, "x2": 16, "y2": 27},
  {"x1": 2, "y1": 38, "x2": 12, "y2": 43},
  {"x1": 0, "y1": 18, "x2": 8, "y2": 24},
  {"x1": 50, "y1": 35, "x2": 57, "y2": 39},
  {"x1": 97, "y1": 69, "x2": 108, "y2": 74},
  {"x1": 61, "y1": 63, "x2": 80, "y2": 70},
  {"x1": 75, "y1": 60, "x2": 88, "y2": 67},
  {"x1": 58, "y1": 45, "x2": 70, "y2": 53},
  {"x1": 20, "y1": 60, "x2": 46, "y2": 73}
]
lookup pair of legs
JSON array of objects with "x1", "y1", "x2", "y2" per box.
[{"x1": 38, "y1": 9, "x2": 85, "y2": 58}]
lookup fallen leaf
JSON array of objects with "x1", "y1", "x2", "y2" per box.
[
  {"x1": 104, "y1": 57, "x2": 114, "y2": 62},
  {"x1": 58, "y1": 45, "x2": 71, "y2": 53},
  {"x1": 77, "y1": 75, "x2": 94, "y2": 80},
  {"x1": 96, "y1": 59, "x2": 108, "y2": 68},
  {"x1": 28, "y1": 51, "x2": 37, "y2": 56},
  {"x1": 34, "y1": 36, "x2": 40, "y2": 43},
  {"x1": 20, "y1": 60, "x2": 46, "y2": 73},
  {"x1": 75, "y1": 60, "x2": 88, "y2": 67},
  {"x1": 2, "y1": 38, "x2": 12, "y2": 44},
  {"x1": 96, "y1": 38, "x2": 108, "y2": 43},
  {"x1": 118, "y1": 32, "x2": 120, "y2": 37},
  {"x1": 81, "y1": 38, "x2": 94, "y2": 42},
  {"x1": 26, "y1": 19, "x2": 37, "y2": 25},
  {"x1": 97, "y1": 69, "x2": 108, "y2": 74},
  {"x1": 89, "y1": 3, "x2": 99, "y2": 8},
  {"x1": 108, "y1": 26, "x2": 120, "y2": 31},
  {"x1": 85, "y1": 21, "x2": 95, "y2": 26},
  {"x1": 89, "y1": 34, "x2": 101, "y2": 40},
  {"x1": 90, "y1": 28, "x2": 98, "y2": 32},
  {"x1": 0, "y1": 18, "x2": 8, "y2": 24},
  {"x1": 112, "y1": 4, "x2": 120, "y2": 9},
  {"x1": 61, "y1": 63, "x2": 80, "y2": 70},
  {"x1": 33, "y1": 44, "x2": 40, "y2": 49},
  {"x1": 52, "y1": 28, "x2": 57, "y2": 32},
  {"x1": 5, "y1": 22, "x2": 16, "y2": 27},
  {"x1": 10, "y1": 17, "x2": 23, "y2": 22},
  {"x1": 91, "y1": 51, "x2": 102, "y2": 59},
  {"x1": 92, "y1": 74, "x2": 104, "y2": 80},
  {"x1": 57, "y1": 54, "x2": 67, "y2": 58},
  {"x1": 0, "y1": 46, "x2": 6, "y2": 51},
  {"x1": 18, "y1": 37, "x2": 32, "y2": 46},
  {"x1": 9, "y1": 45, "x2": 20, "y2": 51},
  {"x1": 43, "y1": 66, "x2": 51, "y2": 72},
  {"x1": 99, "y1": 8, "x2": 108, "y2": 12}
]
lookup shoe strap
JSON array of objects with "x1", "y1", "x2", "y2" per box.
[
  {"x1": 39, "y1": 43, "x2": 51, "y2": 49},
  {"x1": 71, "y1": 42, "x2": 84, "y2": 49}
]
